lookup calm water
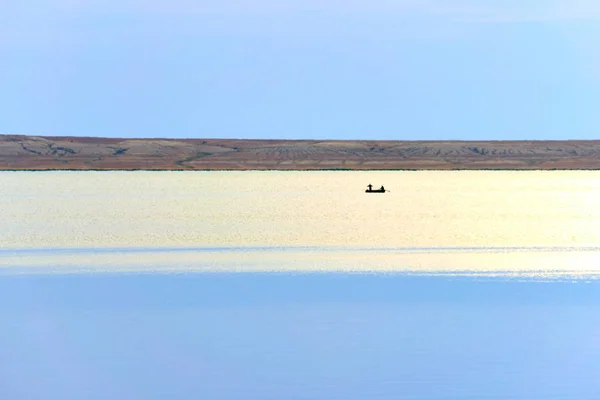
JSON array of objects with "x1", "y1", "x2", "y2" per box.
[
  {"x1": 2, "y1": 170, "x2": 600, "y2": 277},
  {"x1": 1, "y1": 171, "x2": 600, "y2": 399}
]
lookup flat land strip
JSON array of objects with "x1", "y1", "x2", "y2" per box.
[{"x1": 2, "y1": 135, "x2": 600, "y2": 170}]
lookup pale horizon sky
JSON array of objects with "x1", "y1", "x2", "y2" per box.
[{"x1": 2, "y1": 1, "x2": 599, "y2": 140}]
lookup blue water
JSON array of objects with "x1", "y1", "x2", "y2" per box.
[{"x1": 1, "y1": 273, "x2": 599, "y2": 400}]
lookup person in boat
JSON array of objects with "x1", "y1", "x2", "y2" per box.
[
  {"x1": 367, "y1": 184, "x2": 373, "y2": 191},
  {"x1": 380, "y1": 185, "x2": 385, "y2": 191}
]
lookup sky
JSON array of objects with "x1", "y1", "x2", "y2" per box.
[{"x1": 1, "y1": 0, "x2": 600, "y2": 140}]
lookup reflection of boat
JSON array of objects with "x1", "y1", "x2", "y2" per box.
[{"x1": 365, "y1": 184, "x2": 386, "y2": 193}]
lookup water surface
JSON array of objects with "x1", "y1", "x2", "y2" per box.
[
  {"x1": 2, "y1": 171, "x2": 600, "y2": 277},
  {"x1": 2, "y1": 171, "x2": 599, "y2": 399},
  {"x1": 1, "y1": 274, "x2": 599, "y2": 400}
]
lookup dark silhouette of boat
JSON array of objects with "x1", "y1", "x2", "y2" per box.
[{"x1": 365, "y1": 184, "x2": 386, "y2": 193}]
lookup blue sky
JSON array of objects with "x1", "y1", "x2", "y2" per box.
[{"x1": 2, "y1": 0, "x2": 599, "y2": 140}]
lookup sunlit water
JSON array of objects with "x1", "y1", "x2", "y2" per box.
[
  {"x1": 2, "y1": 170, "x2": 600, "y2": 278},
  {"x1": 2, "y1": 171, "x2": 600, "y2": 399}
]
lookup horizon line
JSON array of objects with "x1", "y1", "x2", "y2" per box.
[{"x1": 2, "y1": 133, "x2": 599, "y2": 143}]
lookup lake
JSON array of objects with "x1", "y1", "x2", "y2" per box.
[{"x1": 1, "y1": 171, "x2": 600, "y2": 399}]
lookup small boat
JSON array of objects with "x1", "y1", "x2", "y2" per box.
[{"x1": 365, "y1": 184, "x2": 386, "y2": 193}]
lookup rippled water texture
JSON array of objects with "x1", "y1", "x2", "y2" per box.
[
  {"x1": 2, "y1": 171, "x2": 600, "y2": 277},
  {"x1": 3, "y1": 171, "x2": 600, "y2": 400}
]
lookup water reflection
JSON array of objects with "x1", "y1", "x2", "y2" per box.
[
  {"x1": 2, "y1": 171, "x2": 600, "y2": 250},
  {"x1": 3, "y1": 171, "x2": 600, "y2": 399},
  {"x1": 2, "y1": 246, "x2": 600, "y2": 279},
  {"x1": 2, "y1": 171, "x2": 600, "y2": 277},
  {"x1": 1, "y1": 274, "x2": 599, "y2": 400}
]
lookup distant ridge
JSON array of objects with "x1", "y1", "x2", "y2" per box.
[{"x1": 2, "y1": 134, "x2": 600, "y2": 170}]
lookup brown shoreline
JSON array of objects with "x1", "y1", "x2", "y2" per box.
[{"x1": 2, "y1": 134, "x2": 600, "y2": 170}]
